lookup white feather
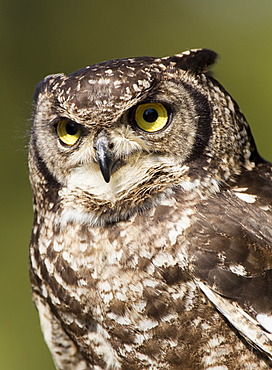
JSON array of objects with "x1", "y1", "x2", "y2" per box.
[{"x1": 198, "y1": 281, "x2": 272, "y2": 359}]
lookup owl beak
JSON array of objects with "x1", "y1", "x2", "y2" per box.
[{"x1": 94, "y1": 133, "x2": 113, "y2": 183}]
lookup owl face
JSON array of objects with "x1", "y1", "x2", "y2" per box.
[{"x1": 30, "y1": 49, "x2": 256, "y2": 225}]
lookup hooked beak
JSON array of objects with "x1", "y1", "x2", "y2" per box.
[{"x1": 94, "y1": 132, "x2": 113, "y2": 183}]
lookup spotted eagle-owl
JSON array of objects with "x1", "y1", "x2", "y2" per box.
[{"x1": 29, "y1": 49, "x2": 272, "y2": 369}]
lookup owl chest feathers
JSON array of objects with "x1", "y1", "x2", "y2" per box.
[
  {"x1": 32, "y1": 186, "x2": 207, "y2": 322},
  {"x1": 32, "y1": 190, "x2": 197, "y2": 293}
]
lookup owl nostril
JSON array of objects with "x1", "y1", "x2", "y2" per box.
[{"x1": 93, "y1": 142, "x2": 113, "y2": 152}]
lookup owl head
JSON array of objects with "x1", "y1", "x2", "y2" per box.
[{"x1": 29, "y1": 49, "x2": 259, "y2": 225}]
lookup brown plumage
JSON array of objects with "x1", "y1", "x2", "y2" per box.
[{"x1": 29, "y1": 48, "x2": 272, "y2": 369}]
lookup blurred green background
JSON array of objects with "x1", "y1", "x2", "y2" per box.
[{"x1": 1, "y1": 0, "x2": 272, "y2": 369}]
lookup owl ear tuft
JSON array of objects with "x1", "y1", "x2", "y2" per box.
[
  {"x1": 167, "y1": 49, "x2": 218, "y2": 74},
  {"x1": 34, "y1": 74, "x2": 65, "y2": 103}
]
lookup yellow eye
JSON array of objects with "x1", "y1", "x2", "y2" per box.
[
  {"x1": 135, "y1": 103, "x2": 169, "y2": 132},
  {"x1": 57, "y1": 119, "x2": 81, "y2": 146}
]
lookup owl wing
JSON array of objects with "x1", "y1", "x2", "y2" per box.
[{"x1": 188, "y1": 163, "x2": 272, "y2": 359}]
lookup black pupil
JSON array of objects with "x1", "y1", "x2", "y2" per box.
[
  {"x1": 143, "y1": 108, "x2": 158, "y2": 123},
  {"x1": 66, "y1": 121, "x2": 78, "y2": 135}
]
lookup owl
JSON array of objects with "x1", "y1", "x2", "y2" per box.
[{"x1": 29, "y1": 48, "x2": 272, "y2": 369}]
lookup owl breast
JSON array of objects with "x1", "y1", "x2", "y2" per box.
[{"x1": 33, "y1": 199, "x2": 203, "y2": 369}]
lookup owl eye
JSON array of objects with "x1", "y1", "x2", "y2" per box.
[
  {"x1": 57, "y1": 119, "x2": 81, "y2": 146},
  {"x1": 135, "y1": 103, "x2": 169, "y2": 132}
]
